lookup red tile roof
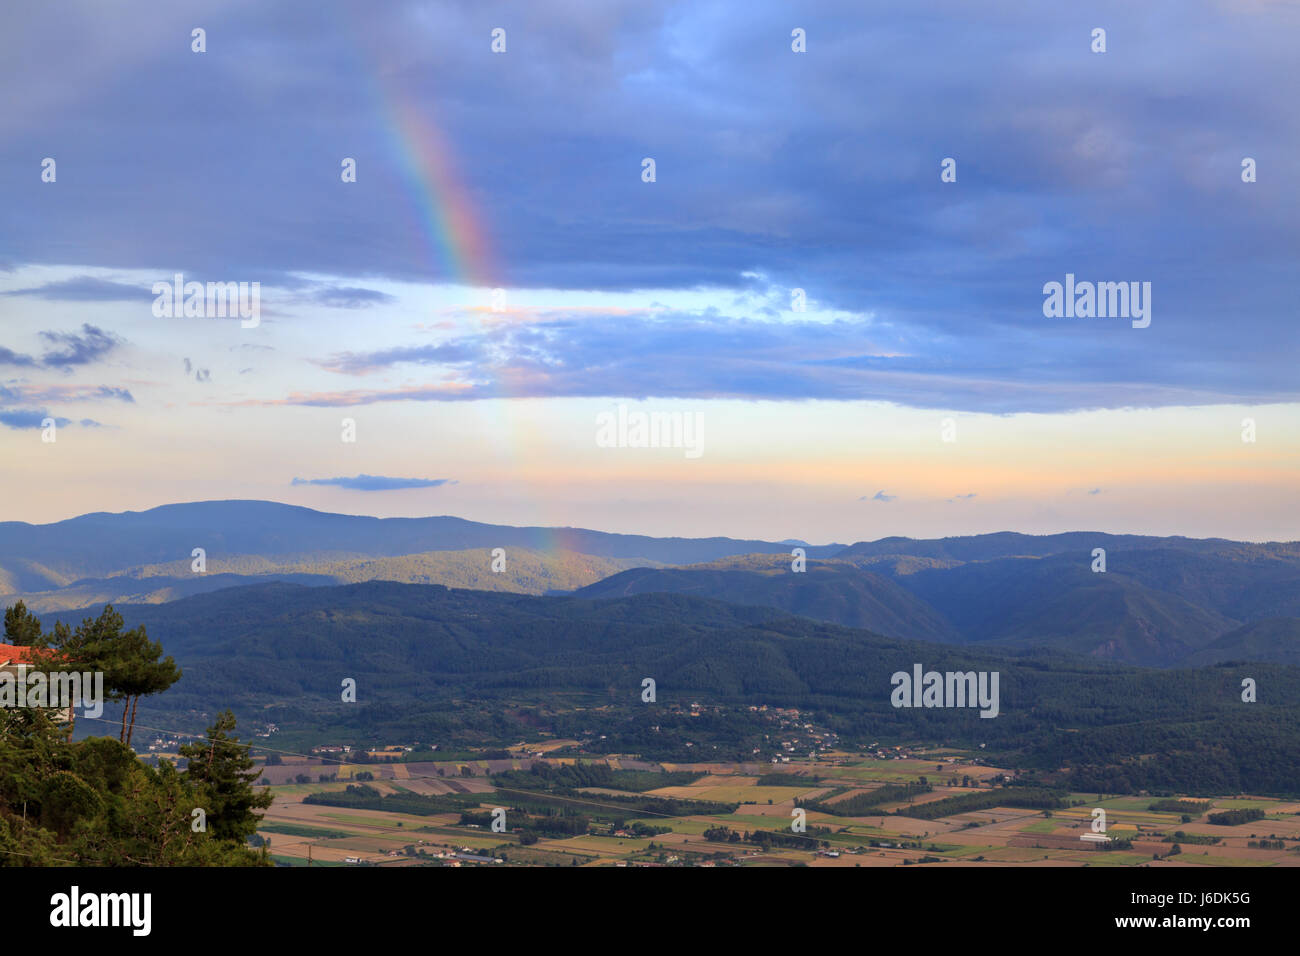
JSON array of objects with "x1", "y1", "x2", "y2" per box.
[{"x1": 0, "y1": 643, "x2": 52, "y2": 664}]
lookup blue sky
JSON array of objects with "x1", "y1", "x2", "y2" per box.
[{"x1": 1, "y1": 1, "x2": 1296, "y2": 540}]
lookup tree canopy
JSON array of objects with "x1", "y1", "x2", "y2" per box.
[{"x1": 0, "y1": 603, "x2": 269, "y2": 866}]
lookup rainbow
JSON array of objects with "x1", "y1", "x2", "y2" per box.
[
  {"x1": 344, "y1": 7, "x2": 497, "y2": 291},
  {"x1": 354, "y1": 42, "x2": 590, "y2": 547},
  {"x1": 379, "y1": 87, "x2": 497, "y2": 288}
]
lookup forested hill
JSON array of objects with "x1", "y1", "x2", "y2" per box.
[
  {"x1": 0, "y1": 499, "x2": 843, "y2": 588},
  {"x1": 46, "y1": 580, "x2": 1300, "y2": 796},
  {"x1": 575, "y1": 557, "x2": 959, "y2": 642},
  {"x1": 0, "y1": 500, "x2": 842, "y2": 609}
]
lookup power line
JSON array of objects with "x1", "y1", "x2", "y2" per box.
[{"x1": 0, "y1": 845, "x2": 102, "y2": 867}]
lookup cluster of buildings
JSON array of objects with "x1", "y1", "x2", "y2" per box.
[
  {"x1": 144, "y1": 734, "x2": 184, "y2": 754},
  {"x1": 759, "y1": 707, "x2": 840, "y2": 761},
  {"x1": 308, "y1": 743, "x2": 417, "y2": 759},
  {"x1": 381, "y1": 845, "x2": 503, "y2": 866}
]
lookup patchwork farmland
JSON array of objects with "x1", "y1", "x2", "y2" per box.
[{"x1": 251, "y1": 749, "x2": 1300, "y2": 868}]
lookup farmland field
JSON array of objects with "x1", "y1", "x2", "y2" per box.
[{"x1": 251, "y1": 750, "x2": 1300, "y2": 868}]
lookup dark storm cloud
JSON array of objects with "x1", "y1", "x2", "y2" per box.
[{"x1": 2, "y1": 0, "x2": 1297, "y2": 411}]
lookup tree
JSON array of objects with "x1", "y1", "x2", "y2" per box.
[
  {"x1": 178, "y1": 710, "x2": 273, "y2": 843},
  {"x1": 3, "y1": 601, "x2": 43, "y2": 646},
  {"x1": 0, "y1": 604, "x2": 269, "y2": 866},
  {"x1": 40, "y1": 771, "x2": 104, "y2": 841},
  {"x1": 0, "y1": 707, "x2": 268, "y2": 866},
  {"x1": 107, "y1": 626, "x2": 181, "y2": 747},
  {"x1": 36, "y1": 605, "x2": 161, "y2": 742}
]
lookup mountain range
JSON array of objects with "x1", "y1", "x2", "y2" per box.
[{"x1": 9, "y1": 499, "x2": 1300, "y2": 667}]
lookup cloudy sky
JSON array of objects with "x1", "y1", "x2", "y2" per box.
[{"x1": 1, "y1": 0, "x2": 1296, "y2": 542}]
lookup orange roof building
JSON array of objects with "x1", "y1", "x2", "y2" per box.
[{"x1": 0, "y1": 643, "x2": 51, "y2": 665}]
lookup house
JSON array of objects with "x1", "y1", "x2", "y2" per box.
[
  {"x1": 0, "y1": 643, "x2": 46, "y2": 665},
  {"x1": 0, "y1": 643, "x2": 77, "y2": 722}
]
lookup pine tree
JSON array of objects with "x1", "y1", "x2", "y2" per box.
[
  {"x1": 38, "y1": 606, "x2": 180, "y2": 745},
  {"x1": 111, "y1": 629, "x2": 181, "y2": 747},
  {"x1": 179, "y1": 710, "x2": 273, "y2": 843},
  {"x1": 2, "y1": 601, "x2": 42, "y2": 646}
]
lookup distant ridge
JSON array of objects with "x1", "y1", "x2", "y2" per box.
[
  {"x1": 835, "y1": 530, "x2": 1296, "y2": 561},
  {"x1": 0, "y1": 499, "x2": 845, "y2": 606},
  {"x1": 0, "y1": 498, "x2": 845, "y2": 571},
  {"x1": 6, "y1": 501, "x2": 1299, "y2": 667}
]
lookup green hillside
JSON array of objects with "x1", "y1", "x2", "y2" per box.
[
  {"x1": 45, "y1": 580, "x2": 1300, "y2": 796},
  {"x1": 6, "y1": 547, "x2": 659, "y2": 611},
  {"x1": 1184, "y1": 618, "x2": 1300, "y2": 666},
  {"x1": 574, "y1": 555, "x2": 958, "y2": 641}
]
